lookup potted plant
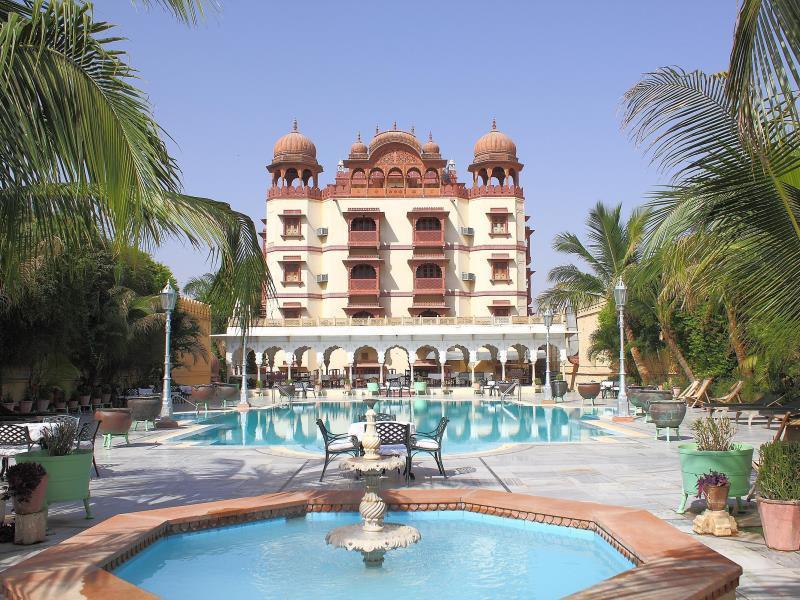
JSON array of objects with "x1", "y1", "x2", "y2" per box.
[
  {"x1": 37, "y1": 387, "x2": 52, "y2": 413},
  {"x1": 6, "y1": 462, "x2": 48, "y2": 515},
  {"x1": 676, "y1": 417, "x2": 753, "y2": 513},
  {"x1": 1, "y1": 392, "x2": 14, "y2": 412},
  {"x1": 100, "y1": 383, "x2": 112, "y2": 406},
  {"x1": 696, "y1": 471, "x2": 730, "y2": 512},
  {"x1": 67, "y1": 390, "x2": 79, "y2": 412},
  {"x1": 15, "y1": 421, "x2": 93, "y2": 518},
  {"x1": 550, "y1": 373, "x2": 568, "y2": 401},
  {"x1": 755, "y1": 440, "x2": 800, "y2": 551}
]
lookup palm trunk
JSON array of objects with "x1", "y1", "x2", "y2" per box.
[
  {"x1": 661, "y1": 323, "x2": 695, "y2": 381},
  {"x1": 624, "y1": 322, "x2": 651, "y2": 384},
  {"x1": 725, "y1": 302, "x2": 750, "y2": 376}
]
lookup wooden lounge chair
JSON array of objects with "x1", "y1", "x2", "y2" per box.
[
  {"x1": 705, "y1": 381, "x2": 744, "y2": 413},
  {"x1": 686, "y1": 378, "x2": 712, "y2": 408},
  {"x1": 676, "y1": 380, "x2": 700, "y2": 401}
]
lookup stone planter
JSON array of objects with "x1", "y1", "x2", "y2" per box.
[
  {"x1": 577, "y1": 382, "x2": 601, "y2": 404},
  {"x1": 127, "y1": 397, "x2": 161, "y2": 431},
  {"x1": 54, "y1": 401, "x2": 66, "y2": 412},
  {"x1": 67, "y1": 400, "x2": 78, "y2": 412},
  {"x1": 677, "y1": 443, "x2": 754, "y2": 513},
  {"x1": 12, "y1": 474, "x2": 48, "y2": 515},
  {"x1": 705, "y1": 484, "x2": 730, "y2": 512},
  {"x1": 191, "y1": 385, "x2": 214, "y2": 402},
  {"x1": 649, "y1": 400, "x2": 687, "y2": 441},
  {"x1": 550, "y1": 380, "x2": 568, "y2": 401},
  {"x1": 15, "y1": 450, "x2": 93, "y2": 518},
  {"x1": 758, "y1": 498, "x2": 800, "y2": 551},
  {"x1": 79, "y1": 395, "x2": 91, "y2": 407},
  {"x1": 36, "y1": 399, "x2": 50, "y2": 413},
  {"x1": 18, "y1": 400, "x2": 33, "y2": 414},
  {"x1": 628, "y1": 388, "x2": 670, "y2": 415}
]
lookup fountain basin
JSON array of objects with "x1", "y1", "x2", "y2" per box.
[{"x1": 0, "y1": 489, "x2": 742, "y2": 599}]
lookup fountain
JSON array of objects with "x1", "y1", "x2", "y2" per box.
[{"x1": 325, "y1": 398, "x2": 421, "y2": 566}]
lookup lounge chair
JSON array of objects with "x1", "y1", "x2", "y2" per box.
[
  {"x1": 705, "y1": 381, "x2": 744, "y2": 413},
  {"x1": 686, "y1": 378, "x2": 713, "y2": 408},
  {"x1": 498, "y1": 381, "x2": 519, "y2": 400},
  {"x1": 675, "y1": 380, "x2": 700, "y2": 401},
  {"x1": 411, "y1": 416, "x2": 449, "y2": 478},
  {"x1": 316, "y1": 419, "x2": 360, "y2": 481}
]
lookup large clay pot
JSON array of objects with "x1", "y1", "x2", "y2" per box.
[
  {"x1": 12, "y1": 473, "x2": 48, "y2": 515},
  {"x1": 577, "y1": 382, "x2": 601, "y2": 401},
  {"x1": 127, "y1": 397, "x2": 161, "y2": 424},
  {"x1": 36, "y1": 399, "x2": 50, "y2": 413},
  {"x1": 216, "y1": 384, "x2": 238, "y2": 399},
  {"x1": 677, "y1": 443, "x2": 754, "y2": 513},
  {"x1": 79, "y1": 395, "x2": 91, "y2": 407},
  {"x1": 19, "y1": 400, "x2": 33, "y2": 414},
  {"x1": 705, "y1": 484, "x2": 730, "y2": 512},
  {"x1": 649, "y1": 400, "x2": 687, "y2": 428},
  {"x1": 95, "y1": 408, "x2": 132, "y2": 435},
  {"x1": 550, "y1": 380, "x2": 568, "y2": 400},
  {"x1": 758, "y1": 498, "x2": 800, "y2": 551},
  {"x1": 191, "y1": 385, "x2": 214, "y2": 402},
  {"x1": 628, "y1": 388, "x2": 669, "y2": 412}
]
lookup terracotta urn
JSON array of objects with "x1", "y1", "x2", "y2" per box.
[
  {"x1": 191, "y1": 385, "x2": 214, "y2": 402},
  {"x1": 95, "y1": 408, "x2": 133, "y2": 435},
  {"x1": 705, "y1": 484, "x2": 730, "y2": 512},
  {"x1": 13, "y1": 474, "x2": 48, "y2": 515},
  {"x1": 577, "y1": 382, "x2": 601, "y2": 401},
  {"x1": 758, "y1": 499, "x2": 800, "y2": 551}
]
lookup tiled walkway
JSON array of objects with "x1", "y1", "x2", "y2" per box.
[{"x1": 1, "y1": 394, "x2": 797, "y2": 599}]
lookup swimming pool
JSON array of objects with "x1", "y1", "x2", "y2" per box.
[
  {"x1": 114, "y1": 510, "x2": 634, "y2": 599},
  {"x1": 177, "y1": 400, "x2": 615, "y2": 453}
]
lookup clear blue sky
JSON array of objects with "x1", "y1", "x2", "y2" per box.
[{"x1": 95, "y1": 0, "x2": 737, "y2": 300}]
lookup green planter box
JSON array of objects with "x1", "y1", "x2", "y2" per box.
[
  {"x1": 16, "y1": 450, "x2": 93, "y2": 518},
  {"x1": 366, "y1": 382, "x2": 380, "y2": 395},
  {"x1": 677, "y1": 443, "x2": 754, "y2": 513}
]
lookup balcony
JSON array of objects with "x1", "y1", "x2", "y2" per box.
[
  {"x1": 413, "y1": 277, "x2": 445, "y2": 294},
  {"x1": 348, "y1": 229, "x2": 380, "y2": 248},
  {"x1": 349, "y1": 277, "x2": 380, "y2": 295},
  {"x1": 413, "y1": 229, "x2": 445, "y2": 247}
]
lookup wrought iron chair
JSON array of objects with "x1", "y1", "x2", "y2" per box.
[
  {"x1": 75, "y1": 420, "x2": 102, "y2": 478},
  {"x1": 411, "y1": 417, "x2": 449, "y2": 478},
  {"x1": 316, "y1": 419, "x2": 360, "y2": 482},
  {"x1": 356, "y1": 413, "x2": 396, "y2": 422},
  {"x1": 375, "y1": 421, "x2": 412, "y2": 484},
  {"x1": 0, "y1": 424, "x2": 34, "y2": 479}
]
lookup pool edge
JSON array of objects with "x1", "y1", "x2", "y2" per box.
[{"x1": 1, "y1": 489, "x2": 740, "y2": 600}]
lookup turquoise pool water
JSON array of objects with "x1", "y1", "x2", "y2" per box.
[
  {"x1": 114, "y1": 511, "x2": 633, "y2": 599},
  {"x1": 177, "y1": 400, "x2": 615, "y2": 453}
]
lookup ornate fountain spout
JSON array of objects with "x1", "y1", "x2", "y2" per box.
[{"x1": 325, "y1": 398, "x2": 421, "y2": 566}]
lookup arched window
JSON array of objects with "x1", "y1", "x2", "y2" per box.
[
  {"x1": 406, "y1": 168, "x2": 422, "y2": 188},
  {"x1": 284, "y1": 168, "x2": 300, "y2": 187},
  {"x1": 351, "y1": 169, "x2": 367, "y2": 186},
  {"x1": 351, "y1": 264, "x2": 377, "y2": 279},
  {"x1": 351, "y1": 217, "x2": 377, "y2": 231},
  {"x1": 490, "y1": 167, "x2": 506, "y2": 186},
  {"x1": 423, "y1": 169, "x2": 439, "y2": 187},
  {"x1": 387, "y1": 167, "x2": 404, "y2": 189},
  {"x1": 368, "y1": 169, "x2": 385, "y2": 188},
  {"x1": 416, "y1": 217, "x2": 441, "y2": 231},
  {"x1": 416, "y1": 263, "x2": 442, "y2": 278},
  {"x1": 352, "y1": 311, "x2": 374, "y2": 319},
  {"x1": 420, "y1": 310, "x2": 439, "y2": 317}
]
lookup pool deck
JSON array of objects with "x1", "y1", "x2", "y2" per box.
[{"x1": 1, "y1": 392, "x2": 798, "y2": 599}]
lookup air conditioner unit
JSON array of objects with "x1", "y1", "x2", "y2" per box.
[
  {"x1": 460, "y1": 226, "x2": 475, "y2": 236},
  {"x1": 461, "y1": 272, "x2": 476, "y2": 281},
  {"x1": 316, "y1": 227, "x2": 328, "y2": 237},
  {"x1": 316, "y1": 274, "x2": 328, "y2": 283}
]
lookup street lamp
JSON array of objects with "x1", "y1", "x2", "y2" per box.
[
  {"x1": 543, "y1": 307, "x2": 553, "y2": 400},
  {"x1": 159, "y1": 282, "x2": 178, "y2": 427},
  {"x1": 613, "y1": 277, "x2": 628, "y2": 415}
]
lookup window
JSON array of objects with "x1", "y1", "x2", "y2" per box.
[
  {"x1": 491, "y1": 261, "x2": 509, "y2": 282},
  {"x1": 351, "y1": 217, "x2": 377, "y2": 231},
  {"x1": 283, "y1": 262, "x2": 301, "y2": 284},
  {"x1": 490, "y1": 215, "x2": 508, "y2": 235},
  {"x1": 420, "y1": 310, "x2": 439, "y2": 317},
  {"x1": 492, "y1": 307, "x2": 510, "y2": 317},
  {"x1": 283, "y1": 216, "x2": 301, "y2": 237},
  {"x1": 352, "y1": 311, "x2": 374, "y2": 319},
  {"x1": 416, "y1": 217, "x2": 441, "y2": 231},
  {"x1": 416, "y1": 263, "x2": 442, "y2": 278},
  {"x1": 351, "y1": 264, "x2": 377, "y2": 279},
  {"x1": 282, "y1": 308, "x2": 300, "y2": 319}
]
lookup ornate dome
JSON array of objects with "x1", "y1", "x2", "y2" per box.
[
  {"x1": 369, "y1": 122, "x2": 421, "y2": 155},
  {"x1": 473, "y1": 119, "x2": 517, "y2": 163},
  {"x1": 422, "y1": 132, "x2": 440, "y2": 156},
  {"x1": 272, "y1": 119, "x2": 317, "y2": 163},
  {"x1": 349, "y1": 132, "x2": 368, "y2": 157}
]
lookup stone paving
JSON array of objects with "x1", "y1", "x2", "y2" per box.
[{"x1": 1, "y1": 393, "x2": 798, "y2": 599}]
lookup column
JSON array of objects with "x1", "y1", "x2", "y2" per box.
[
  {"x1": 285, "y1": 350, "x2": 293, "y2": 381},
  {"x1": 498, "y1": 349, "x2": 508, "y2": 381},
  {"x1": 438, "y1": 347, "x2": 448, "y2": 388},
  {"x1": 225, "y1": 352, "x2": 234, "y2": 383},
  {"x1": 469, "y1": 349, "x2": 479, "y2": 385},
  {"x1": 346, "y1": 351, "x2": 355, "y2": 384},
  {"x1": 255, "y1": 353, "x2": 263, "y2": 386},
  {"x1": 316, "y1": 351, "x2": 325, "y2": 384},
  {"x1": 377, "y1": 350, "x2": 386, "y2": 384}
]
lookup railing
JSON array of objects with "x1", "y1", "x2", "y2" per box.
[
  {"x1": 245, "y1": 315, "x2": 557, "y2": 328},
  {"x1": 413, "y1": 230, "x2": 445, "y2": 245},
  {"x1": 348, "y1": 230, "x2": 379, "y2": 246},
  {"x1": 349, "y1": 278, "x2": 379, "y2": 293},
  {"x1": 413, "y1": 277, "x2": 445, "y2": 292},
  {"x1": 267, "y1": 186, "x2": 323, "y2": 200},
  {"x1": 468, "y1": 184, "x2": 524, "y2": 199}
]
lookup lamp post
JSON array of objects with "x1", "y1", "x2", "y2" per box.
[
  {"x1": 613, "y1": 277, "x2": 628, "y2": 415},
  {"x1": 158, "y1": 282, "x2": 179, "y2": 428},
  {"x1": 543, "y1": 307, "x2": 553, "y2": 400}
]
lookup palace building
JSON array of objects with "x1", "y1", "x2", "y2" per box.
[{"x1": 218, "y1": 121, "x2": 601, "y2": 389}]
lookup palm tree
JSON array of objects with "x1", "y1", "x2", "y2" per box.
[
  {"x1": 0, "y1": 0, "x2": 266, "y2": 328},
  {"x1": 537, "y1": 202, "x2": 653, "y2": 382},
  {"x1": 621, "y1": 0, "x2": 800, "y2": 352}
]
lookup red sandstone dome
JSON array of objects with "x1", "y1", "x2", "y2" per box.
[
  {"x1": 422, "y1": 132, "x2": 440, "y2": 156},
  {"x1": 349, "y1": 132, "x2": 368, "y2": 157},
  {"x1": 369, "y1": 122, "x2": 421, "y2": 155},
  {"x1": 273, "y1": 119, "x2": 317, "y2": 163},
  {"x1": 473, "y1": 119, "x2": 517, "y2": 163}
]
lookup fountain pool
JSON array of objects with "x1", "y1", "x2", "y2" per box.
[{"x1": 114, "y1": 511, "x2": 634, "y2": 599}]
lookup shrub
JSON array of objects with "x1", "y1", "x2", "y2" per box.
[
  {"x1": 6, "y1": 462, "x2": 46, "y2": 503},
  {"x1": 756, "y1": 441, "x2": 800, "y2": 501},
  {"x1": 40, "y1": 421, "x2": 78, "y2": 456},
  {"x1": 691, "y1": 417, "x2": 737, "y2": 451}
]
